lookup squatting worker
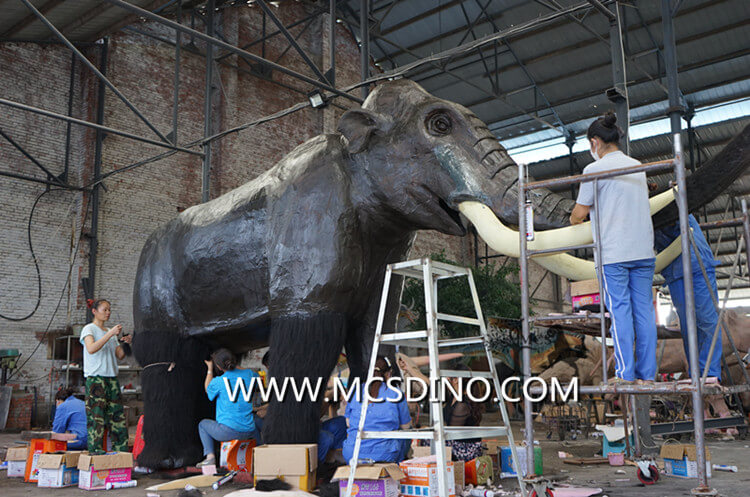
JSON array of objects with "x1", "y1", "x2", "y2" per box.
[
  {"x1": 343, "y1": 356, "x2": 411, "y2": 463},
  {"x1": 197, "y1": 348, "x2": 261, "y2": 468},
  {"x1": 570, "y1": 112, "x2": 657, "y2": 385},
  {"x1": 52, "y1": 387, "x2": 87, "y2": 450},
  {"x1": 80, "y1": 298, "x2": 132, "y2": 453},
  {"x1": 655, "y1": 214, "x2": 722, "y2": 383}
]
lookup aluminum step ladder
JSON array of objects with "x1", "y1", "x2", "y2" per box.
[{"x1": 344, "y1": 257, "x2": 527, "y2": 497}]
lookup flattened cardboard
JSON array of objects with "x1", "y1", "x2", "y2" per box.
[
  {"x1": 37, "y1": 451, "x2": 82, "y2": 469},
  {"x1": 332, "y1": 463, "x2": 405, "y2": 481},
  {"x1": 77, "y1": 451, "x2": 133, "y2": 471},
  {"x1": 5, "y1": 446, "x2": 28, "y2": 461}
]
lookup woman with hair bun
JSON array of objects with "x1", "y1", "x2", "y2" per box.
[
  {"x1": 79, "y1": 298, "x2": 131, "y2": 453},
  {"x1": 570, "y1": 112, "x2": 657, "y2": 385},
  {"x1": 196, "y1": 348, "x2": 261, "y2": 468}
]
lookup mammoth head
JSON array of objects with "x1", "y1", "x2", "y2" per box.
[{"x1": 337, "y1": 79, "x2": 518, "y2": 237}]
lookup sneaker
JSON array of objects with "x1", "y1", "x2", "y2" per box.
[{"x1": 196, "y1": 456, "x2": 215, "y2": 468}]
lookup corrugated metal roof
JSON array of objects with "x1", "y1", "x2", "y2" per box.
[{"x1": 0, "y1": 0, "x2": 181, "y2": 42}]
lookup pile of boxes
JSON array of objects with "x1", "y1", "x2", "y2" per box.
[{"x1": 4, "y1": 438, "x2": 134, "y2": 490}]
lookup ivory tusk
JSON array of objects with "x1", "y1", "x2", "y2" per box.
[
  {"x1": 458, "y1": 188, "x2": 676, "y2": 256},
  {"x1": 458, "y1": 195, "x2": 684, "y2": 281}
]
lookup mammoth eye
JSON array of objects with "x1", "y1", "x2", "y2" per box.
[{"x1": 426, "y1": 111, "x2": 452, "y2": 136}]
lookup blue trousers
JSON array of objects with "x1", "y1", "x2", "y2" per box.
[
  {"x1": 318, "y1": 416, "x2": 347, "y2": 462},
  {"x1": 198, "y1": 419, "x2": 260, "y2": 456},
  {"x1": 668, "y1": 268, "x2": 722, "y2": 379},
  {"x1": 601, "y1": 258, "x2": 657, "y2": 381}
]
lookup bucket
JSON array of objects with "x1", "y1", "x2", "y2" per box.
[{"x1": 608, "y1": 452, "x2": 624, "y2": 466}]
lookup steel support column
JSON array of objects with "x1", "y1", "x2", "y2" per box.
[
  {"x1": 360, "y1": 0, "x2": 370, "y2": 99},
  {"x1": 743, "y1": 199, "x2": 750, "y2": 279},
  {"x1": 328, "y1": 0, "x2": 336, "y2": 85},
  {"x1": 172, "y1": 0, "x2": 181, "y2": 144},
  {"x1": 609, "y1": 2, "x2": 629, "y2": 152},
  {"x1": 662, "y1": 0, "x2": 684, "y2": 135},
  {"x1": 202, "y1": 0, "x2": 216, "y2": 203},
  {"x1": 85, "y1": 40, "x2": 108, "y2": 322}
]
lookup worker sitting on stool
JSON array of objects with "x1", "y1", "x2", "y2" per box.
[
  {"x1": 654, "y1": 213, "x2": 722, "y2": 383},
  {"x1": 570, "y1": 112, "x2": 657, "y2": 385},
  {"x1": 52, "y1": 387, "x2": 87, "y2": 450},
  {"x1": 342, "y1": 356, "x2": 411, "y2": 463}
]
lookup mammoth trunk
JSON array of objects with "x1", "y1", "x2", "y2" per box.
[
  {"x1": 469, "y1": 118, "x2": 576, "y2": 230},
  {"x1": 652, "y1": 123, "x2": 750, "y2": 228}
]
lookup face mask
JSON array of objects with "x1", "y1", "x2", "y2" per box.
[{"x1": 590, "y1": 141, "x2": 600, "y2": 161}]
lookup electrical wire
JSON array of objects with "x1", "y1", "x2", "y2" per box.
[
  {"x1": 8, "y1": 193, "x2": 91, "y2": 381},
  {"x1": 0, "y1": 188, "x2": 53, "y2": 321}
]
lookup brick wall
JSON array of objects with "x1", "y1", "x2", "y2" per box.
[{"x1": 5, "y1": 390, "x2": 34, "y2": 431}]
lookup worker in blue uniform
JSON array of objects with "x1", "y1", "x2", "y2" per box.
[
  {"x1": 342, "y1": 356, "x2": 411, "y2": 463},
  {"x1": 654, "y1": 214, "x2": 722, "y2": 382},
  {"x1": 52, "y1": 388, "x2": 87, "y2": 450},
  {"x1": 570, "y1": 112, "x2": 657, "y2": 384}
]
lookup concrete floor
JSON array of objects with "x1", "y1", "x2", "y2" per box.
[{"x1": 2, "y1": 423, "x2": 748, "y2": 496}]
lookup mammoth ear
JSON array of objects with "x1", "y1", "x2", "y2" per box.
[{"x1": 337, "y1": 109, "x2": 389, "y2": 154}]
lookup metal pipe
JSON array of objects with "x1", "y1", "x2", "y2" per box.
[
  {"x1": 329, "y1": 0, "x2": 336, "y2": 85},
  {"x1": 0, "y1": 98, "x2": 203, "y2": 156},
  {"x1": 743, "y1": 199, "x2": 750, "y2": 277},
  {"x1": 525, "y1": 159, "x2": 674, "y2": 190},
  {"x1": 673, "y1": 134, "x2": 709, "y2": 490},
  {"x1": 172, "y1": 0, "x2": 181, "y2": 145},
  {"x1": 18, "y1": 0, "x2": 171, "y2": 145},
  {"x1": 593, "y1": 179, "x2": 608, "y2": 384},
  {"x1": 518, "y1": 164, "x2": 534, "y2": 473},
  {"x1": 202, "y1": 0, "x2": 215, "y2": 203},
  {"x1": 63, "y1": 53, "x2": 76, "y2": 182},
  {"x1": 661, "y1": 0, "x2": 683, "y2": 135},
  {"x1": 609, "y1": 2, "x2": 629, "y2": 152},
  {"x1": 587, "y1": 0, "x2": 616, "y2": 21},
  {"x1": 0, "y1": 128, "x2": 67, "y2": 187},
  {"x1": 256, "y1": 0, "x2": 331, "y2": 84},
  {"x1": 699, "y1": 218, "x2": 743, "y2": 230},
  {"x1": 528, "y1": 243, "x2": 596, "y2": 257},
  {"x1": 0, "y1": 170, "x2": 87, "y2": 191},
  {"x1": 360, "y1": 0, "x2": 370, "y2": 99},
  {"x1": 100, "y1": 0, "x2": 362, "y2": 104}
]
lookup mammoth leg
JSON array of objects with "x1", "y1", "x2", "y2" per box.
[
  {"x1": 263, "y1": 313, "x2": 347, "y2": 444},
  {"x1": 133, "y1": 331, "x2": 211, "y2": 469}
]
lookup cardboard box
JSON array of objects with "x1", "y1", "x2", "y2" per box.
[
  {"x1": 660, "y1": 444, "x2": 712, "y2": 479},
  {"x1": 253, "y1": 444, "x2": 317, "y2": 492},
  {"x1": 500, "y1": 446, "x2": 542, "y2": 478},
  {"x1": 465, "y1": 455, "x2": 492, "y2": 485},
  {"x1": 77, "y1": 452, "x2": 133, "y2": 490},
  {"x1": 570, "y1": 279, "x2": 599, "y2": 297},
  {"x1": 332, "y1": 463, "x2": 405, "y2": 497},
  {"x1": 220, "y1": 439, "x2": 257, "y2": 472},
  {"x1": 411, "y1": 445, "x2": 451, "y2": 460},
  {"x1": 25, "y1": 438, "x2": 67, "y2": 482},
  {"x1": 37, "y1": 452, "x2": 81, "y2": 488},
  {"x1": 399, "y1": 456, "x2": 455, "y2": 497},
  {"x1": 5, "y1": 446, "x2": 28, "y2": 478}
]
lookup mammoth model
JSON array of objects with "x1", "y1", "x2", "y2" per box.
[{"x1": 132, "y1": 79, "x2": 750, "y2": 468}]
